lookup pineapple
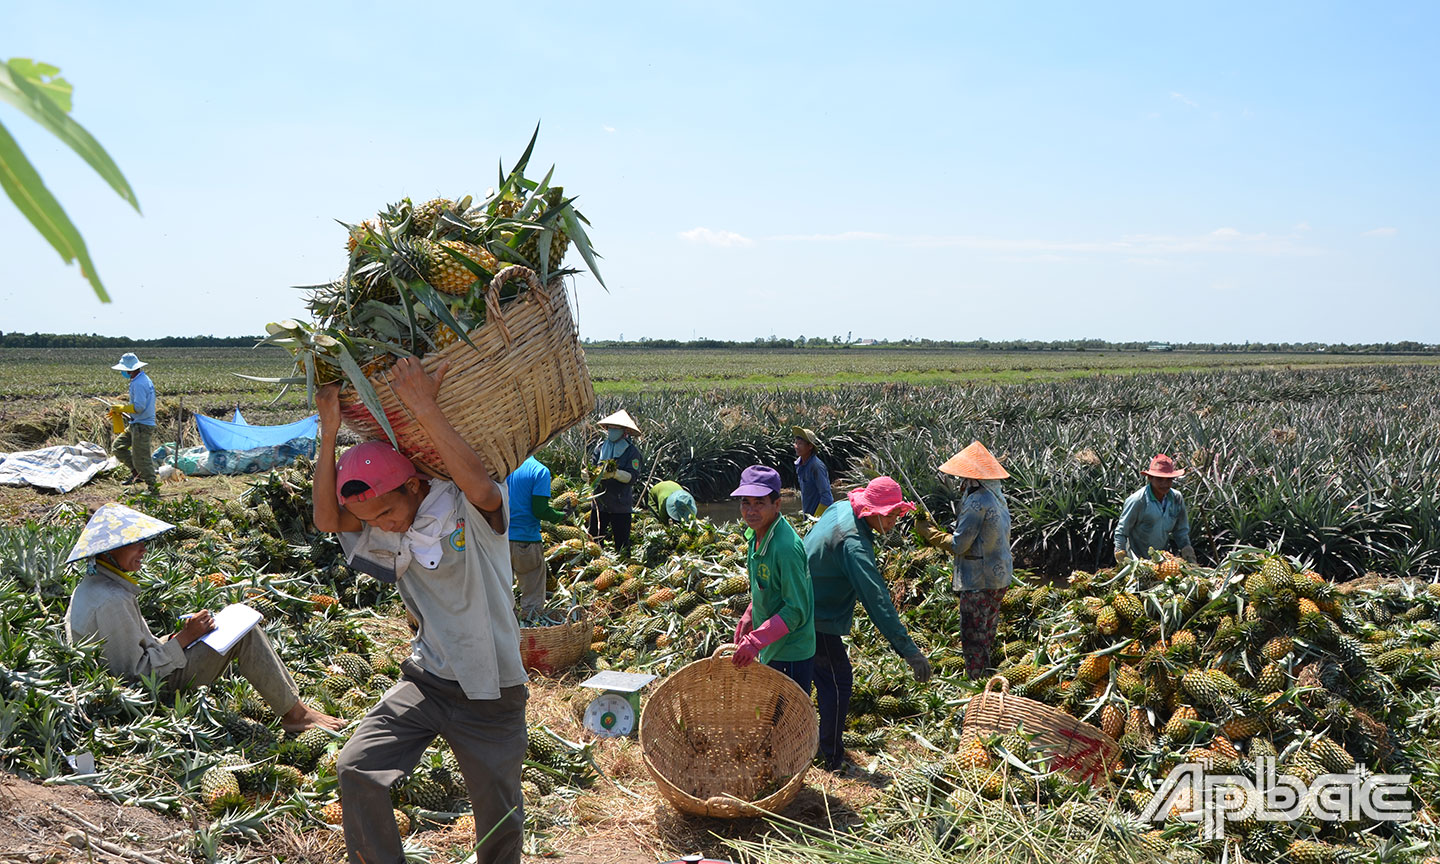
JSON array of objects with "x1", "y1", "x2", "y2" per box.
[
  {"x1": 411, "y1": 197, "x2": 454, "y2": 238},
  {"x1": 334, "y1": 652, "x2": 373, "y2": 684},
  {"x1": 683, "y1": 604, "x2": 715, "y2": 629},
  {"x1": 1076, "y1": 653, "x2": 1110, "y2": 683},
  {"x1": 956, "y1": 737, "x2": 992, "y2": 771},
  {"x1": 1260, "y1": 636, "x2": 1293, "y2": 662},
  {"x1": 200, "y1": 768, "x2": 244, "y2": 814},
  {"x1": 1260, "y1": 556, "x2": 1294, "y2": 592},
  {"x1": 1309, "y1": 736, "x2": 1354, "y2": 773},
  {"x1": 1287, "y1": 840, "x2": 1337, "y2": 864},
  {"x1": 594, "y1": 569, "x2": 619, "y2": 591},
  {"x1": 1157, "y1": 553, "x2": 1183, "y2": 579},
  {"x1": 644, "y1": 587, "x2": 676, "y2": 610},
  {"x1": 273, "y1": 764, "x2": 306, "y2": 792},
  {"x1": 1095, "y1": 605, "x2": 1120, "y2": 635},
  {"x1": 1167, "y1": 630, "x2": 1198, "y2": 656},
  {"x1": 1111, "y1": 592, "x2": 1143, "y2": 622},
  {"x1": 321, "y1": 800, "x2": 344, "y2": 825},
  {"x1": 310, "y1": 593, "x2": 339, "y2": 610},
  {"x1": 1100, "y1": 703, "x2": 1126, "y2": 739},
  {"x1": 1220, "y1": 715, "x2": 1266, "y2": 740},
  {"x1": 1180, "y1": 669, "x2": 1222, "y2": 706},
  {"x1": 1256, "y1": 662, "x2": 1284, "y2": 692},
  {"x1": 1163, "y1": 705, "x2": 1199, "y2": 739},
  {"x1": 432, "y1": 239, "x2": 498, "y2": 294},
  {"x1": 552, "y1": 525, "x2": 587, "y2": 542},
  {"x1": 393, "y1": 809, "x2": 412, "y2": 836},
  {"x1": 718, "y1": 574, "x2": 749, "y2": 596}
]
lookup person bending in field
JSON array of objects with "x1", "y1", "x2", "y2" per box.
[
  {"x1": 63, "y1": 503, "x2": 343, "y2": 733},
  {"x1": 804, "y1": 476, "x2": 932, "y2": 772},
  {"x1": 645, "y1": 478, "x2": 697, "y2": 523},
  {"x1": 313, "y1": 357, "x2": 527, "y2": 864},
  {"x1": 914, "y1": 441, "x2": 1014, "y2": 679},
  {"x1": 1114, "y1": 453, "x2": 1196, "y2": 566},
  {"x1": 729, "y1": 466, "x2": 815, "y2": 691}
]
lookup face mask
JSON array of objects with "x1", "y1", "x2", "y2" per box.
[{"x1": 606, "y1": 428, "x2": 624, "y2": 442}]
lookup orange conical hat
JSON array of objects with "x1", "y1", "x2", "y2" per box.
[{"x1": 938, "y1": 441, "x2": 1009, "y2": 480}]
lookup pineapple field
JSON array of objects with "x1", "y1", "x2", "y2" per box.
[{"x1": 0, "y1": 361, "x2": 1438, "y2": 863}]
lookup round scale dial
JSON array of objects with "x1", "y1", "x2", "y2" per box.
[{"x1": 583, "y1": 692, "x2": 636, "y2": 737}]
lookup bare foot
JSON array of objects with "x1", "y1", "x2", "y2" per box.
[{"x1": 280, "y1": 701, "x2": 346, "y2": 733}]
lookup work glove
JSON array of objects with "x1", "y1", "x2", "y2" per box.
[
  {"x1": 118, "y1": 404, "x2": 136, "y2": 415},
  {"x1": 733, "y1": 603, "x2": 754, "y2": 644},
  {"x1": 732, "y1": 614, "x2": 789, "y2": 668},
  {"x1": 613, "y1": 468, "x2": 633, "y2": 484},
  {"x1": 1114, "y1": 547, "x2": 1130, "y2": 566},
  {"x1": 814, "y1": 504, "x2": 828, "y2": 518},
  {"x1": 904, "y1": 652, "x2": 933, "y2": 683},
  {"x1": 913, "y1": 512, "x2": 952, "y2": 550},
  {"x1": 1180, "y1": 545, "x2": 1197, "y2": 565}
]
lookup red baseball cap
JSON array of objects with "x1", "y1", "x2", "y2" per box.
[{"x1": 336, "y1": 441, "x2": 417, "y2": 506}]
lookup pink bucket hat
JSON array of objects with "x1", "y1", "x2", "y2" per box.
[
  {"x1": 847, "y1": 476, "x2": 916, "y2": 518},
  {"x1": 1141, "y1": 453, "x2": 1185, "y2": 479},
  {"x1": 336, "y1": 441, "x2": 418, "y2": 506}
]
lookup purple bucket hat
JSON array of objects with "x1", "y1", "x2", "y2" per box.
[{"x1": 731, "y1": 465, "x2": 782, "y2": 497}]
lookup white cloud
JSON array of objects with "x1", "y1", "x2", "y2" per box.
[
  {"x1": 1293, "y1": 221, "x2": 1312, "y2": 232},
  {"x1": 771, "y1": 226, "x2": 1318, "y2": 257},
  {"x1": 1362, "y1": 227, "x2": 1398, "y2": 237},
  {"x1": 680, "y1": 227, "x2": 754, "y2": 247},
  {"x1": 1170, "y1": 91, "x2": 1198, "y2": 109},
  {"x1": 602, "y1": 125, "x2": 616, "y2": 133}
]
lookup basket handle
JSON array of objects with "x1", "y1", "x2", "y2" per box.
[
  {"x1": 984, "y1": 675, "x2": 1011, "y2": 695},
  {"x1": 565, "y1": 605, "x2": 585, "y2": 623},
  {"x1": 712, "y1": 644, "x2": 738, "y2": 661},
  {"x1": 703, "y1": 795, "x2": 748, "y2": 818},
  {"x1": 486, "y1": 266, "x2": 544, "y2": 347}
]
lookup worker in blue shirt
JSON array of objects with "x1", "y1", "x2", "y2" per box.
[
  {"x1": 109, "y1": 353, "x2": 159, "y2": 494},
  {"x1": 507, "y1": 456, "x2": 568, "y2": 619},
  {"x1": 1114, "y1": 454, "x2": 1196, "y2": 565},
  {"x1": 792, "y1": 426, "x2": 833, "y2": 517}
]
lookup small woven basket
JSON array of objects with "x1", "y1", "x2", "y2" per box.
[
  {"x1": 519, "y1": 606, "x2": 591, "y2": 676},
  {"x1": 338, "y1": 266, "x2": 594, "y2": 480},
  {"x1": 640, "y1": 645, "x2": 818, "y2": 819},
  {"x1": 962, "y1": 675, "x2": 1119, "y2": 788}
]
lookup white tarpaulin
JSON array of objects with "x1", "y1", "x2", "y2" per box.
[{"x1": 0, "y1": 442, "x2": 119, "y2": 493}]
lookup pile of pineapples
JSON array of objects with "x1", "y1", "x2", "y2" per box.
[
  {"x1": 945, "y1": 550, "x2": 1440, "y2": 864},
  {"x1": 261, "y1": 131, "x2": 602, "y2": 401}
]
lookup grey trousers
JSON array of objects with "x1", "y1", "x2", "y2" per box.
[
  {"x1": 509, "y1": 540, "x2": 546, "y2": 617},
  {"x1": 175, "y1": 628, "x2": 300, "y2": 717},
  {"x1": 112, "y1": 422, "x2": 157, "y2": 487},
  {"x1": 337, "y1": 661, "x2": 527, "y2": 864}
]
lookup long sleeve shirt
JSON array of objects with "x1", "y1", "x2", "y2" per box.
[
  {"x1": 65, "y1": 564, "x2": 187, "y2": 681},
  {"x1": 127, "y1": 372, "x2": 156, "y2": 426},
  {"x1": 795, "y1": 454, "x2": 834, "y2": 516},
  {"x1": 949, "y1": 486, "x2": 1013, "y2": 591},
  {"x1": 1114, "y1": 485, "x2": 1192, "y2": 557},
  {"x1": 803, "y1": 501, "x2": 918, "y2": 658},
  {"x1": 590, "y1": 439, "x2": 642, "y2": 514},
  {"x1": 744, "y1": 516, "x2": 815, "y2": 663}
]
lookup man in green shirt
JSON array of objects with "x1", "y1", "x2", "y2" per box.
[
  {"x1": 804, "y1": 475, "x2": 932, "y2": 771},
  {"x1": 646, "y1": 480, "x2": 697, "y2": 523},
  {"x1": 729, "y1": 466, "x2": 814, "y2": 692}
]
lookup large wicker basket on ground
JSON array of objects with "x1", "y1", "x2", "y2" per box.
[
  {"x1": 962, "y1": 675, "x2": 1119, "y2": 788},
  {"x1": 338, "y1": 266, "x2": 594, "y2": 480},
  {"x1": 519, "y1": 607, "x2": 591, "y2": 676},
  {"x1": 639, "y1": 645, "x2": 819, "y2": 818}
]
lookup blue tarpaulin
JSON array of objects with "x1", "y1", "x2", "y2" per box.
[{"x1": 195, "y1": 409, "x2": 318, "y2": 452}]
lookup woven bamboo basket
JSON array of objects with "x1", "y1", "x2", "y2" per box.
[
  {"x1": 337, "y1": 266, "x2": 594, "y2": 480},
  {"x1": 962, "y1": 675, "x2": 1119, "y2": 788},
  {"x1": 639, "y1": 645, "x2": 818, "y2": 819},
  {"x1": 519, "y1": 606, "x2": 591, "y2": 675}
]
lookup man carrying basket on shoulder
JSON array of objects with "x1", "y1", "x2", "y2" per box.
[{"x1": 312, "y1": 357, "x2": 527, "y2": 864}]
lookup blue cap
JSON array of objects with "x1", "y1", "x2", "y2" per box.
[{"x1": 731, "y1": 465, "x2": 781, "y2": 497}]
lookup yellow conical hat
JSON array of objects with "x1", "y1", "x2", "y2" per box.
[
  {"x1": 64, "y1": 503, "x2": 175, "y2": 564},
  {"x1": 938, "y1": 441, "x2": 1009, "y2": 480},
  {"x1": 597, "y1": 409, "x2": 641, "y2": 435}
]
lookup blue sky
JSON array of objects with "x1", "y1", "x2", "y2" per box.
[{"x1": 3, "y1": 2, "x2": 1436, "y2": 343}]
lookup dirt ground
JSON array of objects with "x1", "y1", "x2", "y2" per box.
[{"x1": 0, "y1": 479, "x2": 887, "y2": 864}]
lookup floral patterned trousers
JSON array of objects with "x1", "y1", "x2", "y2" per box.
[{"x1": 956, "y1": 588, "x2": 1007, "y2": 678}]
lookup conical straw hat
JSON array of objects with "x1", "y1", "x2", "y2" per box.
[
  {"x1": 597, "y1": 409, "x2": 641, "y2": 435},
  {"x1": 65, "y1": 503, "x2": 175, "y2": 564},
  {"x1": 938, "y1": 441, "x2": 1009, "y2": 480}
]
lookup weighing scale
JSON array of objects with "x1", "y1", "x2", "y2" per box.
[{"x1": 579, "y1": 670, "x2": 656, "y2": 738}]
